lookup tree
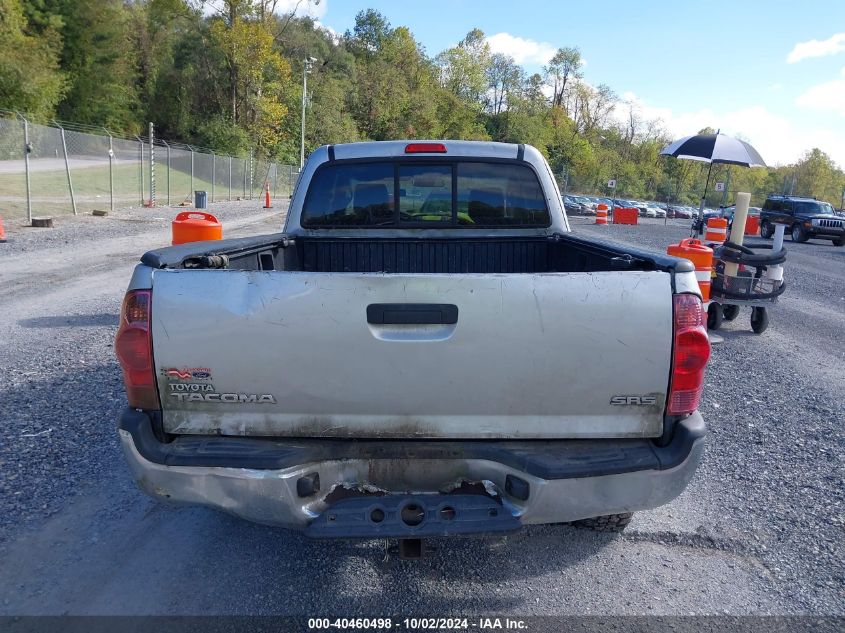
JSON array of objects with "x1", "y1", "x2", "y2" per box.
[
  {"x1": 436, "y1": 28, "x2": 491, "y2": 106},
  {"x1": 486, "y1": 53, "x2": 522, "y2": 115},
  {"x1": 0, "y1": 0, "x2": 65, "y2": 119},
  {"x1": 211, "y1": 12, "x2": 292, "y2": 154},
  {"x1": 794, "y1": 148, "x2": 843, "y2": 204},
  {"x1": 345, "y1": 8, "x2": 391, "y2": 58},
  {"x1": 544, "y1": 46, "x2": 583, "y2": 111}
]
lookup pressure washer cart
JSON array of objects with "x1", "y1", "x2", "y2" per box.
[{"x1": 706, "y1": 241, "x2": 787, "y2": 334}]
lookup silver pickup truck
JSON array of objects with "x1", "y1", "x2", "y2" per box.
[{"x1": 115, "y1": 141, "x2": 709, "y2": 549}]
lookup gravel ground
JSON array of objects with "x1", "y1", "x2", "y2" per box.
[
  {"x1": 0, "y1": 200, "x2": 286, "y2": 537},
  {"x1": 0, "y1": 197, "x2": 279, "y2": 257},
  {"x1": 0, "y1": 211, "x2": 841, "y2": 617},
  {"x1": 572, "y1": 217, "x2": 845, "y2": 613}
]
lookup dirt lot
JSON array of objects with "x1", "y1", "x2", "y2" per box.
[{"x1": 0, "y1": 208, "x2": 842, "y2": 617}]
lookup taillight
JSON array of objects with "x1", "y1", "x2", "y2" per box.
[
  {"x1": 405, "y1": 142, "x2": 447, "y2": 153},
  {"x1": 667, "y1": 294, "x2": 710, "y2": 415},
  {"x1": 115, "y1": 289, "x2": 159, "y2": 410}
]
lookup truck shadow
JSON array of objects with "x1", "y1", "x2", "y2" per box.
[
  {"x1": 0, "y1": 361, "x2": 616, "y2": 615},
  {"x1": 168, "y1": 509, "x2": 618, "y2": 613}
]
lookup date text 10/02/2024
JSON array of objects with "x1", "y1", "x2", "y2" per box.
[{"x1": 307, "y1": 618, "x2": 529, "y2": 630}]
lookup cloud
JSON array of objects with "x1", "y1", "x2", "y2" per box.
[
  {"x1": 485, "y1": 32, "x2": 557, "y2": 66},
  {"x1": 274, "y1": 0, "x2": 327, "y2": 20},
  {"x1": 615, "y1": 92, "x2": 845, "y2": 168},
  {"x1": 787, "y1": 32, "x2": 845, "y2": 63},
  {"x1": 795, "y1": 67, "x2": 845, "y2": 116},
  {"x1": 201, "y1": 0, "x2": 327, "y2": 19},
  {"x1": 315, "y1": 20, "x2": 340, "y2": 44}
]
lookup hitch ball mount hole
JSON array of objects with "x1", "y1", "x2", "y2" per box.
[
  {"x1": 400, "y1": 503, "x2": 425, "y2": 526},
  {"x1": 370, "y1": 505, "x2": 457, "y2": 524}
]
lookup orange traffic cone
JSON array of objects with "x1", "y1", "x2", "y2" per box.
[
  {"x1": 0, "y1": 216, "x2": 7, "y2": 243},
  {"x1": 263, "y1": 182, "x2": 272, "y2": 209}
]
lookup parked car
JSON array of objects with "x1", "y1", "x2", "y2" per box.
[
  {"x1": 563, "y1": 195, "x2": 587, "y2": 215},
  {"x1": 760, "y1": 195, "x2": 845, "y2": 245},
  {"x1": 115, "y1": 140, "x2": 709, "y2": 548},
  {"x1": 574, "y1": 196, "x2": 596, "y2": 214},
  {"x1": 692, "y1": 207, "x2": 723, "y2": 233},
  {"x1": 718, "y1": 206, "x2": 761, "y2": 232},
  {"x1": 634, "y1": 202, "x2": 657, "y2": 218}
]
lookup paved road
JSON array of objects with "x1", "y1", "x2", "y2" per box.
[
  {"x1": 0, "y1": 212, "x2": 841, "y2": 616},
  {"x1": 0, "y1": 158, "x2": 111, "y2": 175}
]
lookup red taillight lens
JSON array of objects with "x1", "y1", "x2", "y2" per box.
[
  {"x1": 115, "y1": 290, "x2": 159, "y2": 410},
  {"x1": 667, "y1": 294, "x2": 710, "y2": 415},
  {"x1": 405, "y1": 142, "x2": 447, "y2": 153}
]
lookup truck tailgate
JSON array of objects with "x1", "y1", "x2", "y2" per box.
[{"x1": 151, "y1": 270, "x2": 673, "y2": 439}]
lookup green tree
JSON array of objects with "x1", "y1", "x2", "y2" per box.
[
  {"x1": 0, "y1": 0, "x2": 65, "y2": 119},
  {"x1": 436, "y1": 28, "x2": 491, "y2": 106},
  {"x1": 794, "y1": 148, "x2": 843, "y2": 205},
  {"x1": 48, "y1": 0, "x2": 139, "y2": 130},
  {"x1": 486, "y1": 53, "x2": 522, "y2": 115},
  {"x1": 210, "y1": 6, "x2": 292, "y2": 154},
  {"x1": 544, "y1": 47, "x2": 583, "y2": 112}
]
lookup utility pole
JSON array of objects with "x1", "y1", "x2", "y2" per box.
[
  {"x1": 300, "y1": 57, "x2": 317, "y2": 169},
  {"x1": 148, "y1": 122, "x2": 155, "y2": 207},
  {"x1": 20, "y1": 114, "x2": 33, "y2": 224},
  {"x1": 104, "y1": 127, "x2": 115, "y2": 212}
]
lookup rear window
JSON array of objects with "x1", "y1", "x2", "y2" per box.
[
  {"x1": 765, "y1": 198, "x2": 797, "y2": 213},
  {"x1": 301, "y1": 161, "x2": 550, "y2": 228}
]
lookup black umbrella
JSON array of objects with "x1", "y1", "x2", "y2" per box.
[{"x1": 660, "y1": 130, "x2": 766, "y2": 234}]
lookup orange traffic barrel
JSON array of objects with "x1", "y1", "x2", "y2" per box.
[
  {"x1": 705, "y1": 217, "x2": 728, "y2": 243},
  {"x1": 744, "y1": 214, "x2": 760, "y2": 236},
  {"x1": 595, "y1": 204, "x2": 608, "y2": 225},
  {"x1": 667, "y1": 238, "x2": 713, "y2": 301},
  {"x1": 172, "y1": 211, "x2": 222, "y2": 245}
]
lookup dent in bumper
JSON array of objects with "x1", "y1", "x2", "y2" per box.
[{"x1": 118, "y1": 413, "x2": 705, "y2": 533}]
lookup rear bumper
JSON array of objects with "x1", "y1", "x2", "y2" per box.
[{"x1": 118, "y1": 409, "x2": 705, "y2": 536}]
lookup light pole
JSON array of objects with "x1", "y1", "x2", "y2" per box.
[{"x1": 300, "y1": 56, "x2": 317, "y2": 169}]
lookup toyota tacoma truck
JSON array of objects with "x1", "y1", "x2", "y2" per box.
[{"x1": 115, "y1": 141, "x2": 709, "y2": 551}]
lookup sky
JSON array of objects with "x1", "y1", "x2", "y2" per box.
[{"x1": 281, "y1": 0, "x2": 845, "y2": 168}]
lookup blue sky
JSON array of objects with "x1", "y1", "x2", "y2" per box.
[{"x1": 287, "y1": 0, "x2": 845, "y2": 167}]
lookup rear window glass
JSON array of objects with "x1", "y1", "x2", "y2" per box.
[{"x1": 301, "y1": 161, "x2": 549, "y2": 228}]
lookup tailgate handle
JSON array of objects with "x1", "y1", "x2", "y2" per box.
[{"x1": 367, "y1": 303, "x2": 458, "y2": 325}]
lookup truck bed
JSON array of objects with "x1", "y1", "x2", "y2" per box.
[{"x1": 141, "y1": 232, "x2": 689, "y2": 275}]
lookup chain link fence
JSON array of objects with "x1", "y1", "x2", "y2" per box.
[{"x1": 0, "y1": 110, "x2": 297, "y2": 223}]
